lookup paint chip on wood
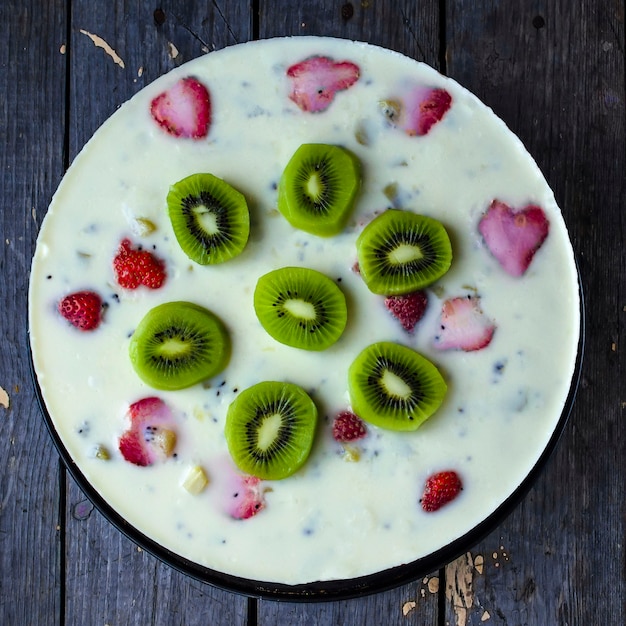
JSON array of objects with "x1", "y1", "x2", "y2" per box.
[
  {"x1": 474, "y1": 554, "x2": 484, "y2": 574},
  {"x1": 481, "y1": 610, "x2": 491, "y2": 621},
  {"x1": 168, "y1": 42, "x2": 179, "y2": 59},
  {"x1": 60, "y1": 43, "x2": 66, "y2": 54},
  {"x1": 0, "y1": 386, "x2": 9, "y2": 409},
  {"x1": 427, "y1": 576, "x2": 439, "y2": 593},
  {"x1": 79, "y1": 29, "x2": 125, "y2": 68},
  {"x1": 402, "y1": 600, "x2": 416, "y2": 616}
]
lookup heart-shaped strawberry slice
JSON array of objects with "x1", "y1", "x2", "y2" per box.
[
  {"x1": 478, "y1": 200, "x2": 550, "y2": 276},
  {"x1": 287, "y1": 56, "x2": 360, "y2": 112},
  {"x1": 150, "y1": 76, "x2": 211, "y2": 139}
]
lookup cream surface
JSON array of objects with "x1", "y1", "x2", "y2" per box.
[{"x1": 29, "y1": 37, "x2": 580, "y2": 584}]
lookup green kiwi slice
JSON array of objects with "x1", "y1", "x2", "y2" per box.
[
  {"x1": 348, "y1": 342, "x2": 447, "y2": 431},
  {"x1": 129, "y1": 301, "x2": 230, "y2": 390},
  {"x1": 254, "y1": 266, "x2": 348, "y2": 351},
  {"x1": 356, "y1": 209, "x2": 452, "y2": 295},
  {"x1": 225, "y1": 381, "x2": 318, "y2": 480},
  {"x1": 167, "y1": 173, "x2": 250, "y2": 264},
  {"x1": 278, "y1": 143, "x2": 361, "y2": 236}
]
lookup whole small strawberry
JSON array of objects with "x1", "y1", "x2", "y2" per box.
[
  {"x1": 332, "y1": 410, "x2": 367, "y2": 443},
  {"x1": 420, "y1": 470, "x2": 463, "y2": 512},
  {"x1": 113, "y1": 238, "x2": 166, "y2": 290},
  {"x1": 58, "y1": 290, "x2": 103, "y2": 331},
  {"x1": 384, "y1": 290, "x2": 428, "y2": 333}
]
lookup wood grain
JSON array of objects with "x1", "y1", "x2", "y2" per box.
[
  {"x1": 0, "y1": 0, "x2": 67, "y2": 624},
  {"x1": 2, "y1": 0, "x2": 624, "y2": 624},
  {"x1": 445, "y1": 0, "x2": 626, "y2": 623},
  {"x1": 61, "y1": 2, "x2": 252, "y2": 624}
]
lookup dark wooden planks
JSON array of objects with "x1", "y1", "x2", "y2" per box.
[
  {"x1": 62, "y1": 2, "x2": 251, "y2": 625},
  {"x1": 0, "y1": 1, "x2": 67, "y2": 624},
  {"x1": 256, "y1": 1, "x2": 442, "y2": 624},
  {"x1": 444, "y1": 0, "x2": 626, "y2": 623}
]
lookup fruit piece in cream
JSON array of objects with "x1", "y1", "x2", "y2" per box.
[{"x1": 29, "y1": 37, "x2": 579, "y2": 585}]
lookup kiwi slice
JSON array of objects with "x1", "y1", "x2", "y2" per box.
[
  {"x1": 254, "y1": 266, "x2": 348, "y2": 351},
  {"x1": 129, "y1": 301, "x2": 230, "y2": 390},
  {"x1": 278, "y1": 143, "x2": 361, "y2": 236},
  {"x1": 167, "y1": 173, "x2": 250, "y2": 264},
  {"x1": 356, "y1": 209, "x2": 452, "y2": 295},
  {"x1": 225, "y1": 381, "x2": 318, "y2": 480},
  {"x1": 348, "y1": 342, "x2": 447, "y2": 431}
]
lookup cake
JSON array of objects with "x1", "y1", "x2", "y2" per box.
[{"x1": 28, "y1": 37, "x2": 580, "y2": 588}]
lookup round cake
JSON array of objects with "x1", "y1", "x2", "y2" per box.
[{"x1": 29, "y1": 37, "x2": 580, "y2": 589}]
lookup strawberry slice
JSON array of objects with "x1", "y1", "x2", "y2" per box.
[
  {"x1": 384, "y1": 290, "x2": 428, "y2": 333},
  {"x1": 287, "y1": 56, "x2": 360, "y2": 112},
  {"x1": 58, "y1": 290, "x2": 103, "y2": 331},
  {"x1": 478, "y1": 200, "x2": 550, "y2": 276},
  {"x1": 119, "y1": 397, "x2": 177, "y2": 466},
  {"x1": 150, "y1": 76, "x2": 211, "y2": 139},
  {"x1": 227, "y1": 474, "x2": 266, "y2": 520},
  {"x1": 434, "y1": 295, "x2": 495, "y2": 352},
  {"x1": 332, "y1": 411, "x2": 367, "y2": 443},
  {"x1": 113, "y1": 238, "x2": 166, "y2": 290},
  {"x1": 402, "y1": 86, "x2": 452, "y2": 136},
  {"x1": 420, "y1": 470, "x2": 463, "y2": 512}
]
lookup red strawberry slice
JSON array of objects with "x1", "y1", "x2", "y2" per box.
[
  {"x1": 150, "y1": 76, "x2": 211, "y2": 139},
  {"x1": 58, "y1": 290, "x2": 103, "y2": 331},
  {"x1": 384, "y1": 290, "x2": 428, "y2": 333},
  {"x1": 420, "y1": 470, "x2": 463, "y2": 512},
  {"x1": 113, "y1": 238, "x2": 166, "y2": 290},
  {"x1": 478, "y1": 200, "x2": 550, "y2": 276},
  {"x1": 434, "y1": 295, "x2": 495, "y2": 352},
  {"x1": 227, "y1": 474, "x2": 266, "y2": 520},
  {"x1": 332, "y1": 411, "x2": 367, "y2": 443},
  {"x1": 402, "y1": 87, "x2": 452, "y2": 136},
  {"x1": 287, "y1": 56, "x2": 360, "y2": 112},
  {"x1": 119, "y1": 397, "x2": 177, "y2": 466}
]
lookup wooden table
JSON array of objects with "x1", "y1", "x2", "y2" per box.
[{"x1": 2, "y1": 1, "x2": 624, "y2": 623}]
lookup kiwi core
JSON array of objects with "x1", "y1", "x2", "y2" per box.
[
  {"x1": 257, "y1": 412, "x2": 284, "y2": 451},
  {"x1": 388, "y1": 243, "x2": 424, "y2": 265},
  {"x1": 381, "y1": 369, "x2": 413, "y2": 399},
  {"x1": 284, "y1": 298, "x2": 317, "y2": 320}
]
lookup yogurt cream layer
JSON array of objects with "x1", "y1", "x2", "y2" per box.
[{"x1": 29, "y1": 37, "x2": 580, "y2": 584}]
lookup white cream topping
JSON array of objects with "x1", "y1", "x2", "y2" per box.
[{"x1": 29, "y1": 37, "x2": 579, "y2": 584}]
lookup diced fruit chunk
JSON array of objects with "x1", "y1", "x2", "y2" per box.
[
  {"x1": 434, "y1": 295, "x2": 495, "y2": 352},
  {"x1": 227, "y1": 474, "x2": 266, "y2": 520},
  {"x1": 478, "y1": 200, "x2": 550, "y2": 276},
  {"x1": 118, "y1": 397, "x2": 176, "y2": 466},
  {"x1": 182, "y1": 465, "x2": 209, "y2": 495},
  {"x1": 421, "y1": 470, "x2": 463, "y2": 512},
  {"x1": 287, "y1": 56, "x2": 360, "y2": 112},
  {"x1": 401, "y1": 87, "x2": 452, "y2": 136},
  {"x1": 150, "y1": 76, "x2": 211, "y2": 139},
  {"x1": 58, "y1": 290, "x2": 103, "y2": 331}
]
